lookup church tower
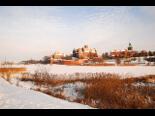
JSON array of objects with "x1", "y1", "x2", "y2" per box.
[{"x1": 128, "y1": 42, "x2": 133, "y2": 51}]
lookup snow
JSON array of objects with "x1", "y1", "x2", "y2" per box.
[
  {"x1": 132, "y1": 82, "x2": 155, "y2": 87},
  {"x1": 1, "y1": 64, "x2": 155, "y2": 109},
  {"x1": 14, "y1": 64, "x2": 155, "y2": 77},
  {"x1": 9, "y1": 78, "x2": 37, "y2": 90},
  {"x1": 8, "y1": 78, "x2": 86, "y2": 102},
  {"x1": 52, "y1": 82, "x2": 86, "y2": 101},
  {"x1": 0, "y1": 77, "x2": 92, "y2": 109}
]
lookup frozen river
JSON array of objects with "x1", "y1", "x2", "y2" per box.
[{"x1": 15, "y1": 64, "x2": 155, "y2": 77}]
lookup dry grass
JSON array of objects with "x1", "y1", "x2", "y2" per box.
[
  {"x1": 0, "y1": 67, "x2": 26, "y2": 81},
  {"x1": 16, "y1": 70, "x2": 155, "y2": 109},
  {"x1": 0, "y1": 67, "x2": 26, "y2": 73},
  {"x1": 82, "y1": 77, "x2": 154, "y2": 109},
  {"x1": 20, "y1": 72, "x2": 76, "y2": 86}
]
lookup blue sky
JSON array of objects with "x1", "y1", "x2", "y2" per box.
[{"x1": 0, "y1": 6, "x2": 155, "y2": 62}]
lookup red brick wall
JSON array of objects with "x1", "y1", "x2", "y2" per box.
[{"x1": 62, "y1": 59, "x2": 86, "y2": 65}]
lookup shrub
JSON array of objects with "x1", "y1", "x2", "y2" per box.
[{"x1": 18, "y1": 70, "x2": 155, "y2": 109}]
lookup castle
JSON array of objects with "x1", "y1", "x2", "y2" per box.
[
  {"x1": 110, "y1": 43, "x2": 136, "y2": 58},
  {"x1": 50, "y1": 45, "x2": 101, "y2": 65},
  {"x1": 73, "y1": 45, "x2": 98, "y2": 59}
]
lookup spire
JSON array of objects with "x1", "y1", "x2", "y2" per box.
[
  {"x1": 129, "y1": 42, "x2": 131, "y2": 46},
  {"x1": 128, "y1": 42, "x2": 133, "y2": 50},
  {"x1": 84, "y1": 45, "x2": 88, "y2": 48}
]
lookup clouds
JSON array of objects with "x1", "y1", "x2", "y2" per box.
[
  {"x1": 76, "y1": 6, "x2": 155, "y2": 52},
  {"x1": 0, "y1": 6, "x2": 155, "y2": 61},
  {"x1": 0, "y1": 7, "x2": 71, "y2": 61},
  {"x1": 140, "y1": 6, "x2": 155, "y2": 18}
]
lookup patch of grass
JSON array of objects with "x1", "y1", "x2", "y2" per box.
[
  {"x1": 83, "y1": 77, "x2": 153, "y2": 109},
  {"x1": 18, "y1": 70, "x2": 155, "y2": 109},
  {"x1": 0, "y1": 67, "x2": 26, "y2": 73},
  {"x1": 0, "y1": 67, "x2": 26, "y2": 81}
]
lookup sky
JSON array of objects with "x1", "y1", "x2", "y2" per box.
[{"x1": 0, "y1": 6, "x2": 155, "y2": 62}]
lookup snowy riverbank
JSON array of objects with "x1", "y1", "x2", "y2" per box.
[{"x1": 0, "y1": 77, "x2": 92, "y2": 109}]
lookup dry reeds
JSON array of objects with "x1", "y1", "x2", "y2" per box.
[{"x1": 17, "y1": 70, "x2": 155, "y2": 109}]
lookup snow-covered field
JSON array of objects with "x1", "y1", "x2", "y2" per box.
[
  {"x1": 51, "y1": 82, "x2": 86, "y2": 102},
  {"x1": 14, "y1": 64, "x2": 155, "y2": 77},
  {"x1": 1, "y1": 64, "x2": 155, "y2": 109},
  {"x1": 0, "y1": 77, "x2": 92, "y2": 109}
]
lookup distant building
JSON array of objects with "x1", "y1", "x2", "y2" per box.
[
  {"x1": 73, "y1": 45, "x2": 98, "y2": 59},
  {"x1": 52, "y1": 51, "x2": 65, "y2": 59},
  {"x1": 50, "y1": 45, "x2": 103, "y2": 65},
  {"x1": 128, "y1": 42, "x2": 133, "y2": 51},
  {"x1": 50, "y1": 51, "x2": 65, "y2": 64},
  {"x1": 61, "y1": 59, "x2": 87, "y2": 65},
  {"x1": 110, "y1": 43, "x2": 136, "y2": 58}
]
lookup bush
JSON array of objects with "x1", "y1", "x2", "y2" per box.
[
  {"x1": 83, "y1": 77, "x2": 153, "y2": 109},
  {"x1": 19, "y1": 70, "x2": 155, "y2": 109}
]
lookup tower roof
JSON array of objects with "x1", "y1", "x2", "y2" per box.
[{"x1": 128, "y1": 42, "x2": 133, "y2": 50}]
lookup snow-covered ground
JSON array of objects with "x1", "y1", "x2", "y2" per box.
[
  {"x1": 9, "y1": 78, "x2": 86, "y2": 102},
  {"x1": 0, "y1": 77, "x2": 92, "y2": 109},
  {"x1": 13, "y1": 64, "x2": 155, "y2": 77},
  {"x1": 1, "y1": 64, "x2": 155, "y2": 109},
  {"x1": 51, "y1": 82, "x2": 86, "y2": 101}
]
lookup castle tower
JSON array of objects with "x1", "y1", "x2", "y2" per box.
[
  {"x1": 128, "y1": 42, "x2": 133, "y2": 51},
  {"x1": 84, "y1": 45, "x2": 88, "y2": 48}
]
